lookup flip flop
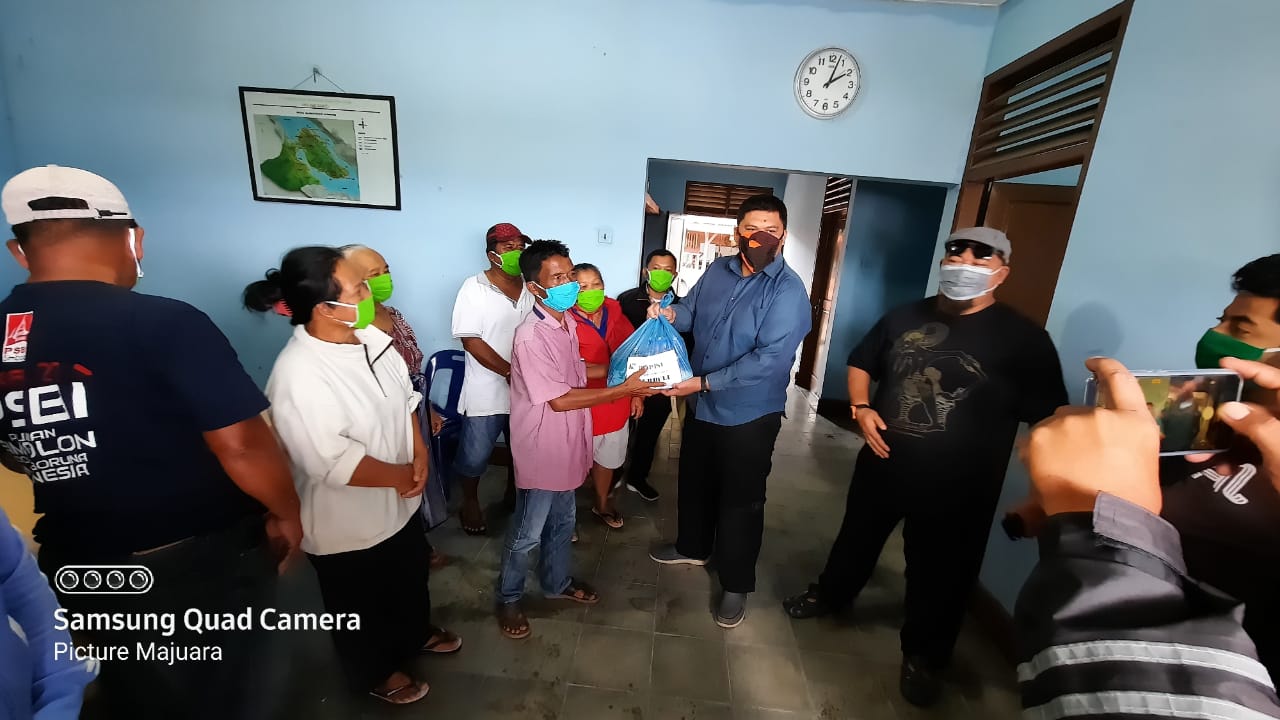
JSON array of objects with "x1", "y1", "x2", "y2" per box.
[
  {"x1": 591, "y1": 507, "x2": 625, "y2": 529},
  {"x1": 421, "y1": 627, "x2": 463, "y2": 654},
  {"x1": 546, "y1": 578, "x2": 600, "y2": 605},
  {"x1": 496, "y1": 603, "x2": 531, "y2": 640},
  {"x1": 459, "y1": 507, "x2": 487, "y2": 536},
  {"x1": 368, "y1": 680, "x2": 429, "y2": 705}
]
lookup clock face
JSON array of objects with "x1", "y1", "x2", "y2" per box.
[{"x1": 794, "y1": 47, "x2": 860, "y2": 119}]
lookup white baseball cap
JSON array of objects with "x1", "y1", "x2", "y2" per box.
[{"x1": 2, "y1": 165, "x2": 133, "y2": 227}]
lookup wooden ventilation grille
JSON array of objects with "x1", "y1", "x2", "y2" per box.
[
  {"x1": 964, "y1": 2, "x2": 1130, "y2": 181},
  {"x1": 684, "y1": 181, "x2": 773, "y2": 217},
  {"x1": 823, "y1": 177, "x2": 853, "y2": 215}
]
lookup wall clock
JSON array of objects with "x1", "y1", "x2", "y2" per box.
[{"x1": 794, "y1": 47, "x2": 861, "y2": 119}]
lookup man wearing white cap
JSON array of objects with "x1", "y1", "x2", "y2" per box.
[
  {"x1": 782, "y1": 227, "x2": 1067, "y2": 707},
  {"x1": 0, "y1": 165, "x2": 302, "y2": 719}
]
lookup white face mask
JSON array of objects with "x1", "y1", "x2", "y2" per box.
[
  {"x1": 128, "y1": 228, "x2": 143, "y2": 279},
  {"x1": 938, "y1": 264, "x2": 999, "y2": 301}
]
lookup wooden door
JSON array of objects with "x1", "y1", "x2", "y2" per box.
[
  {"x1": 983, "y1": 183, "x2": 1078, "y2": 327},
  {"x1": 796, "y1": 178, "x2": 852, "y2": 390}
]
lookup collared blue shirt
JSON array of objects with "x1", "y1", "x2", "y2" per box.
[{"x1": 671, "y1": 255, "x2": 811, "y2": 426}]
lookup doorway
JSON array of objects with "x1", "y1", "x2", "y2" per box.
[
  {"x1": 796, "y1": 177, "x2": 853, "y2": 392},
  {"x1": 977, "y1": 169, "x2": 1080, "y2": 327}
]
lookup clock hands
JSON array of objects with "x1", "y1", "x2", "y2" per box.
[{"x1": 824, "y1": 69, "x2": 853, "y2": 89}]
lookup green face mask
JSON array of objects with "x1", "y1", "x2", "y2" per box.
[
  {"x1": 491, "y1": 249, "x2": 523, "y2": 277},
  {"x1": 576, "y1": 289, "x2": 606, "y2": 313},
  {"x1": 327, "y1": 297, "x2": 376, "y2": 330},
  {"x1": 367, "y1": 273, "x2": 394, "y2": 303},
  {"x1": 1195, "y1": 328, "x2": 1266, "y2": 369},
  {"x1": 647, "y1": 269, "x2": 675, "y2": 293}
]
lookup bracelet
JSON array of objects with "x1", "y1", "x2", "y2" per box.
[{"x1": 851, "y1": 403, "x2": 871, "y2": 414}]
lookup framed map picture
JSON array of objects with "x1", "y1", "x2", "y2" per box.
[{"x1": 239, "y1": 87, "x2": 401, "y2": 210}]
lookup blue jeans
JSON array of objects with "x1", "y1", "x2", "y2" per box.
[
  {"x1": 496, "y1": 488, "x2": 576, "y2": 604},
  {"x1": 453, "y1": 413, "x2": 509, "y2": 479}
]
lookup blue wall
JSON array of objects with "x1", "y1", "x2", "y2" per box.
[
  {"x1": 979, "y1": 0, "x2": 1280, "y2": 612},
  {"x1": 985, "y1": 0, "x2": 1122, "y2": 72},
  {"x1": 0, "y1": 35, "x2": 13, "y2": 185},
  {"x1": 821, "y1": 181, "x2": 948, "y2": 402},
  {"x1": 646, "y1": 160, "x2": 788, "y2": 218},
  {"x1": 0, "y1": 0, "x2": 997, "y2": 383}
]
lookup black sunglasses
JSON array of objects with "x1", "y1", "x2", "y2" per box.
[{"x1": 945, "y1": 239, "x2": 1002, "y2": 260}]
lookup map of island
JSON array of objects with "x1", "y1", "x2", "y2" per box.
[{"x1": 255, "y1": 115, "x2": 360, "y2": 202}]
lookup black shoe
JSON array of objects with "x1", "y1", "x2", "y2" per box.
[
  {"x1": 625, "y1": 479, "x2": 660, "y2": 502},
  {"x1": 782, "y1": 584, "x2": 834, "y2": 620},
  {"x1": 899, "y1": 656, "x2": 942, "y2": 708}
]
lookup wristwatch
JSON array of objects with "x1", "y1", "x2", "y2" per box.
[
  {"x1": 700, "y1": 376, "x2": 710, "y2": 394},
  {"x1": 851, "y1": 403, "x2": 871, "y2": 414}
]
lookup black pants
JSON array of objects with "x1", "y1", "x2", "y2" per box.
[
  {"x1": 307, "y1": 513, "x2": 432, "y2": 694},
  {"x1": 676, "y1": 412, "x2": 782, "y2": 594},
  {"x1": 817, "y1": 448, "x2": 996, "y2": 669},
  {"x1": 629, "y1": 393, "x2": 673, "y2": 483},
  {"x1": 39, "y1": 516, "x2": 280, "y2": 720}
]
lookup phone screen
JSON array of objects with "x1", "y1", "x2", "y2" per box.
[{"x1": 1083, "y1": 370, "x2": 1243, "y2": 455}]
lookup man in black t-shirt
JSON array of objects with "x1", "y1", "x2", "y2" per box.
[
  {"x1": 783, "y1": 228, "x2": 1067, "y2": 707},
  {"x1": 0, "y1": 165, "x2": 302, "y2": 719},
  {"x1": 616, "y1": 248, "x2": 692, "y2": 502}
]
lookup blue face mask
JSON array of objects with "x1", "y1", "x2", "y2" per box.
[{"x1": 536, "y1": 280, "x2": 581, "y2": 312}]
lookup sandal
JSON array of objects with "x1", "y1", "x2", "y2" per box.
[
  {"x1": 369, "y1": 678, "x2": 429, "y2": 705},
  {"x1": 782, "y1": 584, "x2": 834, "y2": 620},
  {"x1": 546, "y1": 577, "x2": 600, "y2": 605},
  {"x1": 460, "y1": 503, "x2": 487, "y2": 536},
  {"x1": 421, "y1": 627, "x2": 462, "y2": 654},
  {"x1": 496, "y1": 602, "x2": 531, "y2": 640},
  {"x1": 591, "y1": 506, "x2": 624, "y2": 529}
]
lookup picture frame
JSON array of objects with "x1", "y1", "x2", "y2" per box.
[{"x1": 238, "y1": 86, "x2": 401, "y2": 210}]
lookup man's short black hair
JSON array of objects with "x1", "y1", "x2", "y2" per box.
[
  {"x1": 1232, "y1": 253, "x2": 1280, "y2": 322},
  {"x1": 735, "y1": 194, "x2": 787, "y2": 229},
  {"x1": 572, "y1": 262, "x2": 600, "y2": 277},
  {"x1": 644, "y1": 249, "x2": 676, "y2": 265},
  {"x1": 519, "y1": 239, "x2": 571, "y2": 284},
  {"x1": 11, "y1": 218, "x2": 136, "y2": 246}
]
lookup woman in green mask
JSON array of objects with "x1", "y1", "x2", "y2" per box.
[
  {"x1": 245, "y1": 246, "x2": 460, "y2": 706},
  {"x1": 570, "y1": 263, "x2": 641, "y2": 528},
  {"x1": 342, "y1": 244, "x2": 447, "y2": 569}
]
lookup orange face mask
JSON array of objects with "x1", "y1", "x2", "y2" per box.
[{"x1": 739, "y1": 230, "x2": 781, "y2": 272}]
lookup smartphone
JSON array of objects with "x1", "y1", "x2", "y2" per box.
[{"x1": 1083, "y1": 369, "x2": 1243, "y2": 456}]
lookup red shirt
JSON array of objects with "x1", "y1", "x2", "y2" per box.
[{"x1": 571, "y1": 297, "x2": 635, "y2": 435}]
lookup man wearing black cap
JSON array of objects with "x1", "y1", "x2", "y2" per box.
[
  {"x1": 0, "y1": 165, "x2": 302, "y2": 719},
  {"x1": 782, "y1": 227, "x2": 1067, "y2": 708}
]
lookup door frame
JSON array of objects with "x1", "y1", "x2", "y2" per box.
[{"x1": 953, "y1": 0, "x2": 1133, "y2": 231}]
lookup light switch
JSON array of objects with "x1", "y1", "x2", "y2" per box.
[{"x1": 597, "y1": 227, "x2": 613, "y2": 244}]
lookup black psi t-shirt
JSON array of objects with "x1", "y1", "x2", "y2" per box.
[
  {"x1": 848, "y1": 299, "x2": 1067, "y2": 489},
  {"x1": 0, "y1": 281, "x2": 268, "y2": 556}
]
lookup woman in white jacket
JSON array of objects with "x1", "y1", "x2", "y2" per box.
[{"x1": 244, "y1": 246, "x2": 460, "y2": 706}]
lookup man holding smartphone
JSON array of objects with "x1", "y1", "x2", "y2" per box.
[
  {"x1": 1161, "y1": 254, "x2": 1280, "y2": 677},
  {"x1": 1008, "y1": 253, "x2": 1280, "y2": 681},
  {"x1": 783, "y1": 228, "x2": 1067, "y2": 707}
]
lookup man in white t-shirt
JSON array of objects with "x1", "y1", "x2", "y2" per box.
[{"x1": 451, "y1": 223, "x2": 535, "y2": 535}]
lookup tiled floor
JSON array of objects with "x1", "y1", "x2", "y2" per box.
[{"x1": 278, "y1": 390, "x2": 1022, "y2": 719}]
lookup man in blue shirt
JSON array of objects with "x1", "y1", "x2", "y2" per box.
[
  {"x1": 647, "y1": 194, "x2": 811, "y2": 628},
  {"x1": 0, "y1": 506, "x2": 95, "y2": 720}
]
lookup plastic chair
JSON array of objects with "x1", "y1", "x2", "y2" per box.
[{"x1": 425, "y1": 350, "x2": 465, "y2": 503}]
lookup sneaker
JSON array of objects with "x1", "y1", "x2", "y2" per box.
[
  {"x1": 625, "y1": 479, "x2": 660, "y2": 502},
  {"x1": 648, "y1": 543, "x2": 707, "y2": 565},
  {"x1": 714, "y1": 592, "x2": 748, "y2": 628},
  {"x1": 899, "y1": 656, "x2": 943, "y2": 708}
]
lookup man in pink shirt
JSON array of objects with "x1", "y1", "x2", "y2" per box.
[{"x1": 496, "y1": 240, "x2": 660, "y2": 639}]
